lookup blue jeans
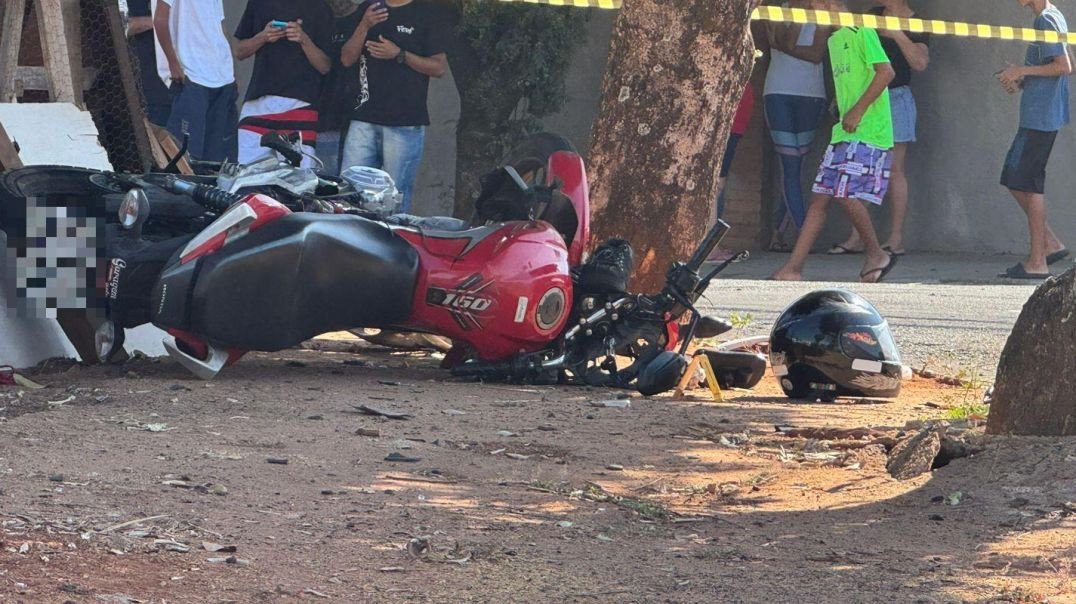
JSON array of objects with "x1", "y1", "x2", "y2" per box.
[
  {"x1": 317, "y1": 130, "x2": 344, "y2": 176},
  {"x1": 166, "y1": 81, "x2": 238, "y2": 163},
  {"x1": 340, "y1": 121, "x2": 426, "y2": 213}
]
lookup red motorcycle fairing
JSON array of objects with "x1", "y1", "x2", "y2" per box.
[
  {"x1": 179, "y1": 194, "x2": 291, "y2": 264},
  {"x1": 395, "y1": 221, "x2": 573, "y2": 362},
  {"x1": 546, "y1": 150, "x2": 589, "y2": 268}
]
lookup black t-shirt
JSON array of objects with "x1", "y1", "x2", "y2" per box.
[
  {"x1": 235, "y1": 0, "x2": 333, "y2": 105},
  {"x1": 318, "y1": 9, "x2": 363, "y2": 132},
  {"x1": 127, "y1": 0, "x2": 171, "y2": 106},
  {"x1": 869, "y1": 7, "x2": 930, "y2": 89},
  {"x1": 351, "y1": 0, "x2": 449, "y2": 127}
]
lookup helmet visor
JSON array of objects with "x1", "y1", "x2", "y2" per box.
[{"x1": 839, "y1": 321, "x2": 900, "y2": 364}]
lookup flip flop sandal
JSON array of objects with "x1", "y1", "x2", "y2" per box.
[
  {"x1": 827, "y1": 244, "x2": 863, "y2": 255},
  {"x1": 998, "y1": 263, "x2": 1051, "y2": 280},
  {"x1": 882, "y1": 246, "x2": 906, "y2": 257},
  {"x1": 1046, "y1": 249, "x2": 1070, "y2": 265},
  {"x1": 859, "y1": 254, "x2": 899, "y2": 284}
]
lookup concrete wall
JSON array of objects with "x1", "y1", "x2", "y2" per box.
[{"x1": 222, "y1": 1, "x2": 1076, "y2": 253}]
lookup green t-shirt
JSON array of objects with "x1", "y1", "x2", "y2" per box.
[{"x1": 828, "y1": 27, "x2": 894, "y2": 149}]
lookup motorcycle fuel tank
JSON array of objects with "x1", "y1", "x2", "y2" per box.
[{"x1": 395, "y1": 221, "x2": 573, "y2": 362}]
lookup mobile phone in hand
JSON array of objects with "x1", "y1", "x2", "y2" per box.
[{"x1": 270, "y1": 20, "x2": 288, "y2": 29}]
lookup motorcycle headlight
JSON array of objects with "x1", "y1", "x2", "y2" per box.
[
  {"x1": 341, "y1": 166, "x2": 401, "y2": 216},
  {"x1": 95, "y1": 321, "x2": 116, "y2": 362},
  {"x1": 119, "y1": 188, "x2": 150, "y2": 229}
]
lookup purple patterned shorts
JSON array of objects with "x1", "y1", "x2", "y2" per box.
[{"x1": 812, "y1": 141, "x2": 893, "y2": 205}]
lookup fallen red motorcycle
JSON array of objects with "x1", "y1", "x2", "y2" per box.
[{"x1": 6, "y1": 134, "x2": 743, "y2": 395}]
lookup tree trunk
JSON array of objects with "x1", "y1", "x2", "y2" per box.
[
  {"x1": 587, "y1": 0, "x2": 758, "y2": 293},
  {"x1": 987, "y1": 268, "x2": 1076, "y2": 435}
]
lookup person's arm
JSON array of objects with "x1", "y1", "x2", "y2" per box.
[
  {"x1": 365, "y1": 36, "x2": 447, "y2": 78},
  {"x1": 778, "y1": 24, "x2": 830, "y2": 64},
  {"x1": 886, "y1": 30, "x2": 930, "y2": 72},
  {"x1": 235, "y1": 21, "x2": 285, "y2": 61},
  {"x1": 127, "y1": 16, "x2": 154, "y2": 37},
  {"x1": 153, "y1": 1, "x2": 183, "y2": 82},
  {"x1": 285, "y1": 20, "x2": 331, "y2": 75},
  {"x1": 342, "y1": 4, "x2": 389, "y2": 67},
  {"x1": 842, "y1": 61, "x2": 895, "y2": 133}
]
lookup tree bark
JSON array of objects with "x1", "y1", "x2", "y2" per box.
[
  {"x1": 987, "y1": 268, "x2": 1076, "y2": 436},
  {"x1": 587, "y1": 0, "x2": 758, "y2": 293}
]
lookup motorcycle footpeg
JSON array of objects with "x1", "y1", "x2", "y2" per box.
[{"x1": 163, "y1": 335, "x2": 228, "y2": 380}]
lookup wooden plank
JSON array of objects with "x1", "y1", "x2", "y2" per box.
[
  {"x1": 146, "y1": 119, "x2": 193, "y2": 174},
  {"x1": 0, "y1": 121, "x2": 24, "y2": 170},
  {"x1": 0, "y1": 0, "x2": 27, "y2": 102},
  {"x1": 59, "y1": 0, "x2": 82, "y2": 106},
  {"x1": 103, "y1": 1, "x2": 153, "y2": 171},
  {"x1": 13, "y1": 65, "x2": 97, "y2": 92},
  {"x1": 34, "y1": 0, "x2": 76, "y2": 103}
]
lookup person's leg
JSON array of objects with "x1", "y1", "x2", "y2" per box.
[
  {"x1": 778, "y1": 153, "x2": 806, "y2": 228},
  {"x1": 166, "y1": 81, "x2": 211, "y2": 160},
  {"x1": 318, "y1": 130, "x2": 342, "y2": 176},
  {"x1": 771, "y1": 192, "x2": 831, "y2": 280},
  {"x1": 381, "y1": 126, "x2": 427, "y2": 213},
  {"x1": 715, "y1": 133, "x2": 742, "y2": 221},
  {"x1": 1010, "y1": 190, "x2": 1050, "y2": 273},
  {"x1": 883, "y1": 143, "x2": 908, "y2": 253},
  {"x1": 834, "y1": 197, "x2": 891, "y2": 282},
  {"x1": 340, "y1": 120, "x2": 382, "y2": 174},
  {"x1": 200, "y1": 83, "x2": 239, "y2": 163},
  {"x1": 1010, "y1": 189, "x2": 1065, "y2": 257}
]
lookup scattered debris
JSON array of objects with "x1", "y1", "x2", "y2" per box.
[
  {"x1": 442, "y1": 409, "x2": 467, "y2": 416},
  {"x1": 154, "y1": 539, "x2": 190, "y2": 553},
  {"x1": 605, "y1": 464, "x2": 624, "y2": 471},
  {"x1": 505, "y1": 453, "x2": 531, "y2": 461},
  {"x1": 267, "y1": 457, "x2": 290, "y2": 465},
  {"x1": 496, "y1": 430, "x2": 520, "y2": 437},
  {"x1": 202, "y1": 542, "x2": 237, "y2": 553},
  {"x1": 385, "y1": 452, "x2": 421, "y2": 463},
  {"x1": 351, "y1": 404, "x2": 413, "y2": 420},
  {"x1": 378, "y1": 380, "x2": 402, "y2": 387},
  {"x1": 384, "y1": 474, "x2": 457, "y2": 484},
  {"x1": 47, "y1": 395, "x2": 75, "y2": 407},
  {"x1": 945, "y1": 491, "x2": 963, "y2": 506},
  {"x1": 590, "y1": 399, "x2": 631, "y2": 409},
  {"x1": 302, "y1": 589, "x2": 331, "y2": 599},
  {"x1": 355, "y1": 427, "x2": 381, "y2": 437}
]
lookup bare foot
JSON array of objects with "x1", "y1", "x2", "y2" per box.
[
  {"x1": 770, "y1": 268, "x2": 803, "y2": 281},
  {"x1": 859, "y1": 252, "x2": 895, "y2": 284}
]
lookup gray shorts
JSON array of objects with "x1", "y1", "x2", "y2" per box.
[{"x1": 890, "y1": 85, "x2": 917, "y2": 144}]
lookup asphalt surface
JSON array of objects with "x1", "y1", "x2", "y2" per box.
[{"x1": 695, "y1": 252, "x2": 1047, "y2": 380}]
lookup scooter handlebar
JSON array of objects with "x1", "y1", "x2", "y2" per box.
[{"x1": 685, "y1": 219, "x2": 730, "y2": 273}]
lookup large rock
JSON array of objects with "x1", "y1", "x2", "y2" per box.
[
  {"x1": 887, "y1": 428, "x2": 942, "y2": 480},
  {"x1": 987, "y1": 268, "x2": 1076, "y2": 435}
]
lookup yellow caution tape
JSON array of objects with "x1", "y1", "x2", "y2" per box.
[
  {"x1": 752, "y1": 6, "x2": 1076, "y2": 44},
  {"x1": 495, "y1": 0, "x2": 1076, "y2": 45}
]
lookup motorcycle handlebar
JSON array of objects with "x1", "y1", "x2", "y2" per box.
[
  {"x1": 164, "y1": 177, "x2": 242, "y2": 214},
  {"x1": 685, "y1": 219, "x2": 730, "y2": 273}
]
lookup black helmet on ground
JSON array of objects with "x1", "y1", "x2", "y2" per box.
[{"x1": 769, "y1": 289, "x2": 902, "y2": 401}]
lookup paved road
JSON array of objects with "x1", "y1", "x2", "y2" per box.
[{"x1": 695, "y1": 253, "x2": 1044, "y2": 380}]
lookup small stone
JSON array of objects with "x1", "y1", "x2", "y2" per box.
[
  {"x1": 887, "y1": 429, "x2": 941, "y2": 480},
  {"x1": 267, "y1": 457, "x2": 289, "y2": 465},
  {"x1": 48, "y1": 474, "x2": 65, "y2": 482},
  {"x1": 207, "y1": 484, "x2": 228, "y2": 496},
  {"x1": 355, "y1": 428, "x2": 380, "y2": 437},
  {"x1": 306, "y1": 415, "x2": 324, "y2": 421},
  {"x1": 605, "y1": 464, "x2": 624, "y2": 471}
]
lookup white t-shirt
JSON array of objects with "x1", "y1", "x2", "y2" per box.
[
  {"x1": 763, "y1": 21, "x2": 826, "y2": 99},
  {"x1": 154, "y1": 0, "x2": 234, "y2": 89}
]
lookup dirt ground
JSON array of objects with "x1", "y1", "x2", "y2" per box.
[{"x1": 1, "y1": 338, "x2": 1074, "y2": 604}]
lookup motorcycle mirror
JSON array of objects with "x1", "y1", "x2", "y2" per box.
[
  {"x1": 636, "y1": 351, "x2": 689, "y2": 396},
  {"x1": 119, "y1": 188, "x2": 150, "y2": 232},
  {"x1": 695, "y1": 315, "x2": 733, "y2": 339}
]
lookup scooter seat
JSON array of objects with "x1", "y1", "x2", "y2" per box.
[{"x1": 153, "y1": 213, "x2": 419, "y2": 351}]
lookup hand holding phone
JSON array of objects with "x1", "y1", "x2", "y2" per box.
[{"x1": 270, "y1": 20, "x2": 288, "y2": 29}]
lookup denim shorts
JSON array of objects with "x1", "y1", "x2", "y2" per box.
[
  {"x1": 890, "y1": 85, "x2": 917, "y2": 144},
  {"x1": 1000, "y1": 127, "x2": 1058, "y2": 194}
]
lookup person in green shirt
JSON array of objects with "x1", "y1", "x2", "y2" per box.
[{"x1": 773, "y1": 1, "x2": 898, "y2": 283}]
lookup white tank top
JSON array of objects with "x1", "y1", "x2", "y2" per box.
[{"x1": 763, "y1": 23, "x2": 827, "y2": 99}]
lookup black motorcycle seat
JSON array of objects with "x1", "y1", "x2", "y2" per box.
[{"x1": 155, "y1": 213, "x2": 419, "y2": 350}]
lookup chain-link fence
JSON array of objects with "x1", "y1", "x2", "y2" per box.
[{"x1": 7, "y1": 0, "x2": 152, "y2": 173}]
